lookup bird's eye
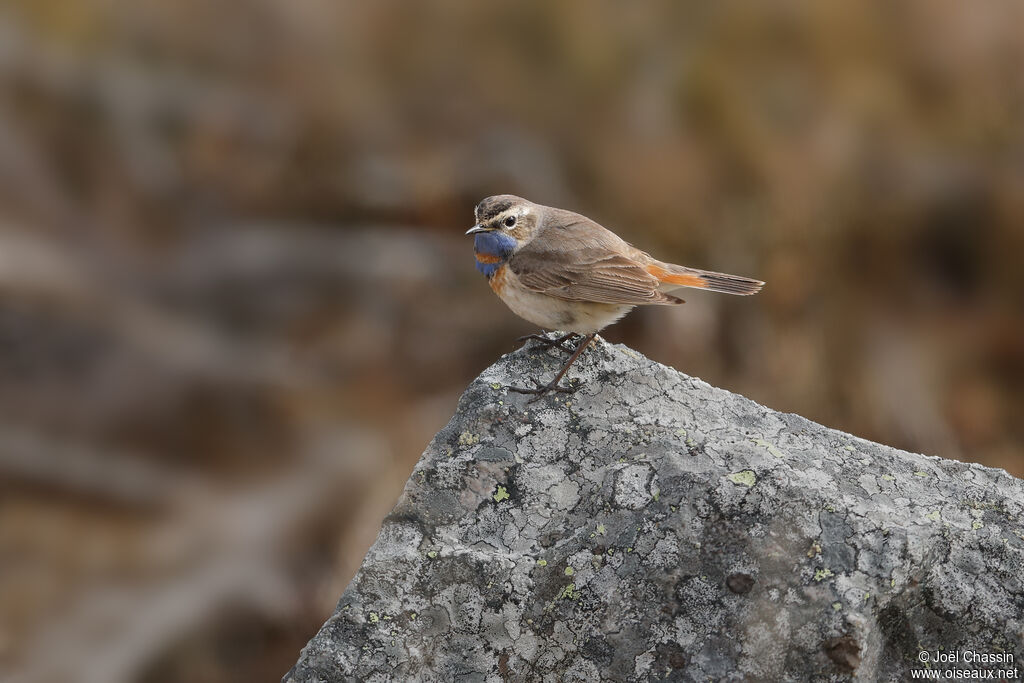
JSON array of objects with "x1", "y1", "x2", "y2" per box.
[{"x1": 504, "y1": 215, "x2": 517, "y2": 228}]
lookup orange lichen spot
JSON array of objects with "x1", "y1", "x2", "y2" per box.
[{"x1": 646, "y1": 264, "x2": 707, "y2": 288}]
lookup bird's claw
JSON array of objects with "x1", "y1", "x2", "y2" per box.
[
  {"x1": 516, "y1": 332, "x2": 579, "y2": 354},
  {"x1": 508, "y1": 377, "x2": 578, "y2": 402}
]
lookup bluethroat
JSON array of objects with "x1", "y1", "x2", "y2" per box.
[{"x1": 467, "y1": 195, "x2": 764, "y2": 400}]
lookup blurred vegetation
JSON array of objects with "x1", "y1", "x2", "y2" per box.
[{"x1": 0, "y1": 1, "x2": 1021, "y2": 681}]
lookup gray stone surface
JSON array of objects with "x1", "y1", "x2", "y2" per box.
[{"x1": 286, "y1": 336, "x2": 1024, "y2": 682}]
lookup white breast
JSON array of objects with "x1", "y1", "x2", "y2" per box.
[{"x1": 490, "y1": 266, "x2": 634, "y2": 334}]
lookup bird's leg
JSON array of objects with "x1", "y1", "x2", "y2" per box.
[
  {"x1": 516, "y1": 331, "x2": 579, "y2": 354},
  {"x1": 509, "y1": 333, "x2": 597, "y2": 402}
]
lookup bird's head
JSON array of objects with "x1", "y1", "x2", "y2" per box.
[
  {"x1": 466, "y1": 195, "x2": 542, "y2": 242},
  {"x1": 465, "y1": 195, "x2": 541, "y2": 277}
]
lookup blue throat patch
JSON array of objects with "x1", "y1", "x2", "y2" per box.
[{"x1": 474, "y1": 231, "x2": 517, "y2": 278}]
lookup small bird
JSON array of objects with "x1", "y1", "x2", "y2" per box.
[{"x1": 467, "y1": 195, "x2": 763, "y2": 399}]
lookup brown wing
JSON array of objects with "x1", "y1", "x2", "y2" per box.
[{"x1": 508, "y1": 214, "x2": 684, "y2": 306}]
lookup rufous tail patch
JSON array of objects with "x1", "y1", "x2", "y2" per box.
[{"x1": 646, "y1": 264, "x2": 708, "y2": 288}]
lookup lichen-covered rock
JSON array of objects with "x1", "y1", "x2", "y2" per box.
[{"x1": 286, "y1": 336, "x2": 1024, "y2": 682}]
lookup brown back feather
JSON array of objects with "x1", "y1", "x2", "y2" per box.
[{"x1": 508, "y1": 213, "x2": 683, "y2": 306}]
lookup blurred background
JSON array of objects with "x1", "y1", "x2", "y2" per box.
[{"x1": 1, "y1": 1, "x2": 1022, "y2": 681}]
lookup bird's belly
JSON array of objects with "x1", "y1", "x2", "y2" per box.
[{"x1": 490, "y1": 266, "x2": 633, "y2": 334}]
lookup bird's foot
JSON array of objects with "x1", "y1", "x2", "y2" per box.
[
  {"x1": 516, "y1": 332, "x2": 579, "y2": 354},
  {"x1": 508, "y1": 377, "x2": 578, "y2": 403},
  {"x1": 510, "y1": 332, "x2": 596, "y2": 404}
]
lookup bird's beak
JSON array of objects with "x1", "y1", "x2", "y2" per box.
[{"x1": 465, "y1": 224, "x2": 489, "y2": 235}]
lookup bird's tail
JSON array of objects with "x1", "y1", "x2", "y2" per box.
[{"x1": 647, "y1": 262, "x2": 764, "y2": 296}]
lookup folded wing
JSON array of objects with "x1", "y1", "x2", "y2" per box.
[{"x1": 509, "y1": 220, "x2": 684, "y2": 306}]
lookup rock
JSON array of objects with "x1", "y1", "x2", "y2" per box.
[{"x1": 285, "y1": 335, "x2": 1024, "y2": 682}]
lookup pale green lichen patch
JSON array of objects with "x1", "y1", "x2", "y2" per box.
[
  {"x1": 490, "y1": 382, "x2": 502, "y2": 390},
  {"x1": 368, "y1": 612, "x2": 380, "y2": 623},
  {"x1": 925, "y1": 510, "x2": 941, "y2": 522},
  {"x1": 914, "y1": 471, "x2": 929, "y2": 478},
  {"x1": 293, "y1": 339, "x2": 1024, "y2": 681},
  {"x1": 728, "y1": 470, "x2": 757, "y2": 487},
  {"x1": 814, "y1": 568, "x2": 834, "y2": 582},
  {"x1": 753, "y1": 438, "x2": 785, "y2": 458},
  {"x1": 963, "y1": 500, "x2": 1005, "y2": 512}
]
